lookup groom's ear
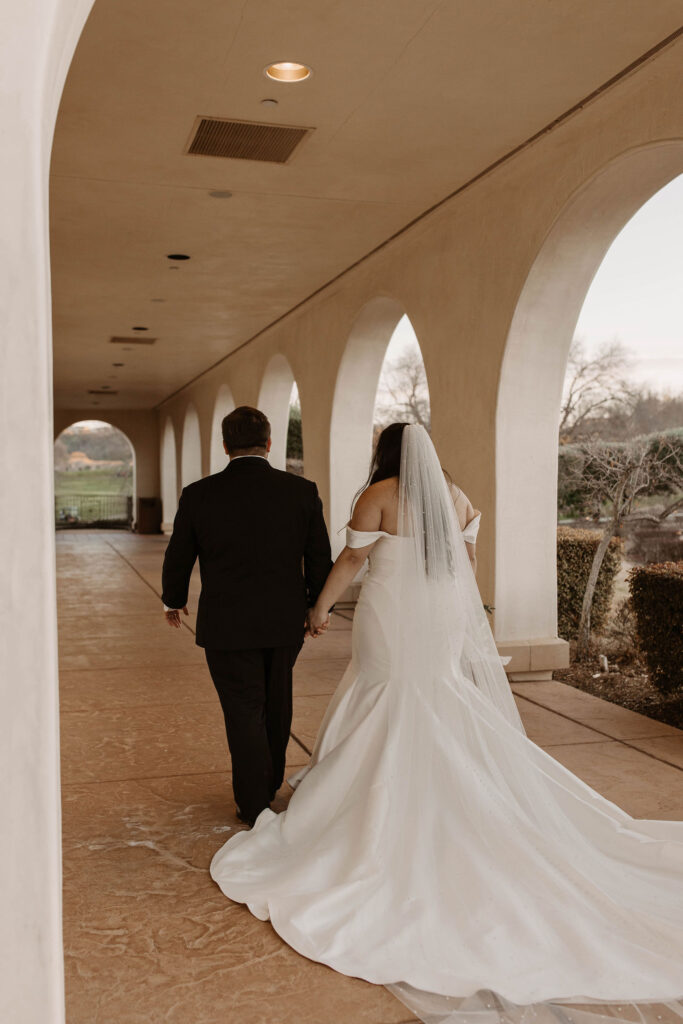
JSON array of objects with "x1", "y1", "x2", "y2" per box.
[{"x1": 266, "y1": 437, "x2": 272, "y2": 453}]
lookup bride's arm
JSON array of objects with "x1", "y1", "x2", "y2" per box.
[
  {"x1": 308, "y1": 490, "x2": 380, "y2": 632},
  {"x1": 450, "y1": 484, "x2": 479, "y2": 576}
]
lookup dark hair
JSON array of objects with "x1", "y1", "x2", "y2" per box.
[
  {"x1": 222, "y1": 406, "x2": 271, "y2": 453},
  {"x1": 351, "y1": 421, "x2": 455, "y2": 514},
  {"x1": 351, "y1": 422, "x2": 408, "y2": 512}
]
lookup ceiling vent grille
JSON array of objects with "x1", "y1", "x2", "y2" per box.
[
  {"x1": 186, "y1": 116, "x2": 311, "y2": 164},
  {"x1": 110, "y1": 336, "x2": 157, "y2": 346},
  {"x1": 88, "y1": 389, "x2": 118, "y2": 396}
]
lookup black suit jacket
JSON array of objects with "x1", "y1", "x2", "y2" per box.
[{"x1": 161, "y1": 458, "x2": 333, "y2": 650}]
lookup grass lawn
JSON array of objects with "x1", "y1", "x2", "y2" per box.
[{"x1": 55, "y1": 469, "x2": 133, "y2": 496}]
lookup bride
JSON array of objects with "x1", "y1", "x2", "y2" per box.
[{"x1": 210, "y1": 422, "x2": 683, "y2": 1023}]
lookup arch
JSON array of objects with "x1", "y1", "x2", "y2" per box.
[
  {"x1": 210, "y1": 383, "x2": 236, "y2": 473},
  {"x1": 329, "y1": 296, "x2": 406, "y2": 551},
  {"x1": 160, "y1": 417, "x2": 178, "y2": 531},
  {"x1": 495, "y1": 141, "x2": 683, "y2": 642},
  {"x1": 257, "y1": 354, "x2": 295, "y2": 470},
  {"x1": 54, "y1": 418, "x2": 136, "y2": 528},
  {"x1": 180, "y1": 403, "x2": 202, "y2": 488}
]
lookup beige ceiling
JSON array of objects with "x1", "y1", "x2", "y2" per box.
[{"x1": 50, "y1": 0, "x2": 683, "y2": 409}]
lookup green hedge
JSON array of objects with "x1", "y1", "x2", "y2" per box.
[
  {"x1": 628, "y1": 561, "x2": 683, "y2": 693},
  {"x1": 557, "y1": 527, "x2": 622, "y2": 641}
]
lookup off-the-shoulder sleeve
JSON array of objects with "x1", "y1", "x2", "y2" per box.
[
  {"x1": 346, "y1": 526, "x2": 388, "y2": 548},
  {"x1": 461, "y1": 512, "x2": 481, "y2": 544}
]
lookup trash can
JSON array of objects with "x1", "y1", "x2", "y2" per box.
[{"x1": 136, "y1": 496, "x2": 162, "y2": 534}]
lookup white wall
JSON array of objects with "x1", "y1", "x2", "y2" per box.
[
  {"x1": 210, "y1": 383, "x2": 235, "y2": 474},
  {"x1": 0, "y1": 3, "x2": 97, "y2": 1021},
  {"x1": 180, "y1": 404, "x2": 202, "y2": 487},
  {"x1": 257, "y1": 354, "x2": 295, "y2": 471},
  {"x1": 160, "y1": 416, "x2": 178, "y2": 531}
]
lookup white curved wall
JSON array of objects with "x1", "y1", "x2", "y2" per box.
[
  {"x1": 180, "y1": 404, "x2": 202, "y2": 487},
  {"x1": 257, "y1": 354, "x2": 295, "y2": 470},
  {"x1": 496, "y1": 142, "x2": 683, "y2": 643},
  {"x1": 209, "y1": 384, "x2": 235, "y2": 473},
  {"x1": 0, "y1": 1, "x2": 97, "y2": 1021},
  {"x1": 160, "y1": 417, "x2": 178, "y2": 531},
  {"x1": 329, "y1": 297, "x2": 406, "y2": 551}
]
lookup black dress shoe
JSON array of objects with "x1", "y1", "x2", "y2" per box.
[{"x1": 235, "y1": 806, "x2": 255, "y2": 827}]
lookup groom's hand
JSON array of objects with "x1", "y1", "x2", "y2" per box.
[
  {"x1": 165, "y1": 606, "x2": 189, "y2": 628},
  {"x1": 306, "y1": 607, "x2": 330, "y2": 639}
]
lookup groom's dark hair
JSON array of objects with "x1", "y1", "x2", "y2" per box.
[{"x1": 222, "y1": 406, "x2": 271, "y2": 454}]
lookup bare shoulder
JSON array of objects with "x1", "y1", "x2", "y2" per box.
[
  {"x1": 450, "y1": 482, "x2": 479, "y2": 531},
  {"x1": 350, "y1": 479, "x2": 396, "y2": 532}
]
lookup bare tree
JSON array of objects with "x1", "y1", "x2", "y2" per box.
[
  {"x1": 566, "y1": 434, "x2": 683, "y2": 657},
  {"x1": 559, "y1": 338, "x2": 638, "y2": 442},
  {"x1": 375, "y1": 348, "x2": 431, "y2": 430}
]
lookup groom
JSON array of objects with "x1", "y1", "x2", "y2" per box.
[{"x1": 161, "y1": 405, "x2": 333, "y2": 826}]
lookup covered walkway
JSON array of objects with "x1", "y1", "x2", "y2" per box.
[{"x1": 58, "y1": 532, "x2": 683, "y2": 1023}]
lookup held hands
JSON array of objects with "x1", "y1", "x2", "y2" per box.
[
  {"x1": 306, "y1": 605, "x2": 330, "y2": 639},
  {"x1": 165, "y1": 606, "x2": 189, "y2": 628}
]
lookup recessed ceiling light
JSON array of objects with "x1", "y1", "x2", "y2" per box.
[
  {"x1": 151, "y1": 298, "x2": 166, "y2": 303},
  {"x1": 265, "y1": 61, "x2": 311, "y2": 83},
  {"x1": 209, "y1": 190, "x2": 233, "y2": 199},
  {"x1": 261, "y1": 98, "x2": 279, "y2": 107},
  {"x1": 132, "y1": 326, "x2": 148, "y2": 331},
  {"x1": 112, "y1": 363, "x2": 124, "y2": 367},
  {"x1": 167, "y1": 253, "x2": 190, "y2": 260}
]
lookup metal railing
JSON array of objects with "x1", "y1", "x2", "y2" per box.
[{"x1": 55, "y1": 493, "x2": 133, "y2": 528}]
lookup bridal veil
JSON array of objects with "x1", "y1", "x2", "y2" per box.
[{"x1": 385, "y1": 424, "x2": 683, "y2": 1024}]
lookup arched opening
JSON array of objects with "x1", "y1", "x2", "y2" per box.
[
  {"x1": 496, "y1": 142, "x2": 683, "y2": 645},
  {"x1": 373, "y1": 314, "x2": 431, "y2": 435},
  {"x1": 329, "y1": 297, "x2": 408, "y2": 550},
  {"x1": 286, "y1": 382, "x2": 304, "y2": 475},
  {"x1": 210, "y1": 383, "x2": 236, "y2": 474},
  {"x1": 54, "y1": 419, "x2": 135, "y2": 529},
  {"x1": 257, "y1": 354, "x2": 296, "y2": 471},
  {"x1": 180, "y1": 403, "x2": 202, "y2": 487},
  {"x1": 160, "y1": 417, "x2": 178, "y2": 533}
]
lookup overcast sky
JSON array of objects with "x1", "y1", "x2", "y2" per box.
[
  {"x1": 574, "y1": 172, "x2": 683, "y2": 397},
  {"x1": 386, "y1": 173, "x2": 683, "y2": 399}
]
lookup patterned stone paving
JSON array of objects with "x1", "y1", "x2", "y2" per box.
[{"x1": 57, "y1": 531, "x2": 683, "y2": 1023}]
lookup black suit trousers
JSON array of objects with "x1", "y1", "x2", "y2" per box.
[{"x1": 204, "y1": 644, "x2": 302, "y2": 822}]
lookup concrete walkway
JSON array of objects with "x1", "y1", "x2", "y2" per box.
[{"x1": 58, "y1": 531, "x2": 683, "y2": 1024}]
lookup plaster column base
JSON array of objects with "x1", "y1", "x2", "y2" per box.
[
  {"x1": 496, "y1": 636, "x2": 570, "y2": 681},
  {"x1": 161, "y1": 521, "x2": 174, "y2": 536}
]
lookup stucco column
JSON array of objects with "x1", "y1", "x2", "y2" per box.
[{"x1": 0, "y1": 1, "x2": 94, "y2": 1019}]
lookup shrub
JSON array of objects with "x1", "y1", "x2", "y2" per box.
[
  {"x1": 557, "y1": 527, "x2": 622, "y2": 641},
  {"x1": 628, "y1": 562, "x2": 683, "y2": 694},
  {"x1": 286, "y1": 403, "x2": 303, "y2": 460}
]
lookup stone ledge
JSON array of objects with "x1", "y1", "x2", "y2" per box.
[{"x1": 496, "y1": 636, "x2": 570, "y2": 681}]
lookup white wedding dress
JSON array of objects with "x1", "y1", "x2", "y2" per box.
[{"x1": 210, "y1": 426, "x2": 683, "y2": 1024}]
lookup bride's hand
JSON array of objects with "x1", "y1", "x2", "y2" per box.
[{"x1": 306, "y1": 605, "x2": 330, "y2": 638}]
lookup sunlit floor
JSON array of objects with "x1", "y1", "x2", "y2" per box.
[{"x1": 57, "y1": 531, "x2": 683, "y2": 1024}]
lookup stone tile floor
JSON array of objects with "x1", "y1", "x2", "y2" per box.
[{"x1": 57, "y1": 531, "x2": 683, "y2": 1023}]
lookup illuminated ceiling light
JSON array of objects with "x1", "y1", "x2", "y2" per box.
[
  {"x1": 265, "y1": 61, "x2": 311, "y2": 83},
  {"x1": 261, "y1": 98, "x2": 278, "y2": 107}
]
